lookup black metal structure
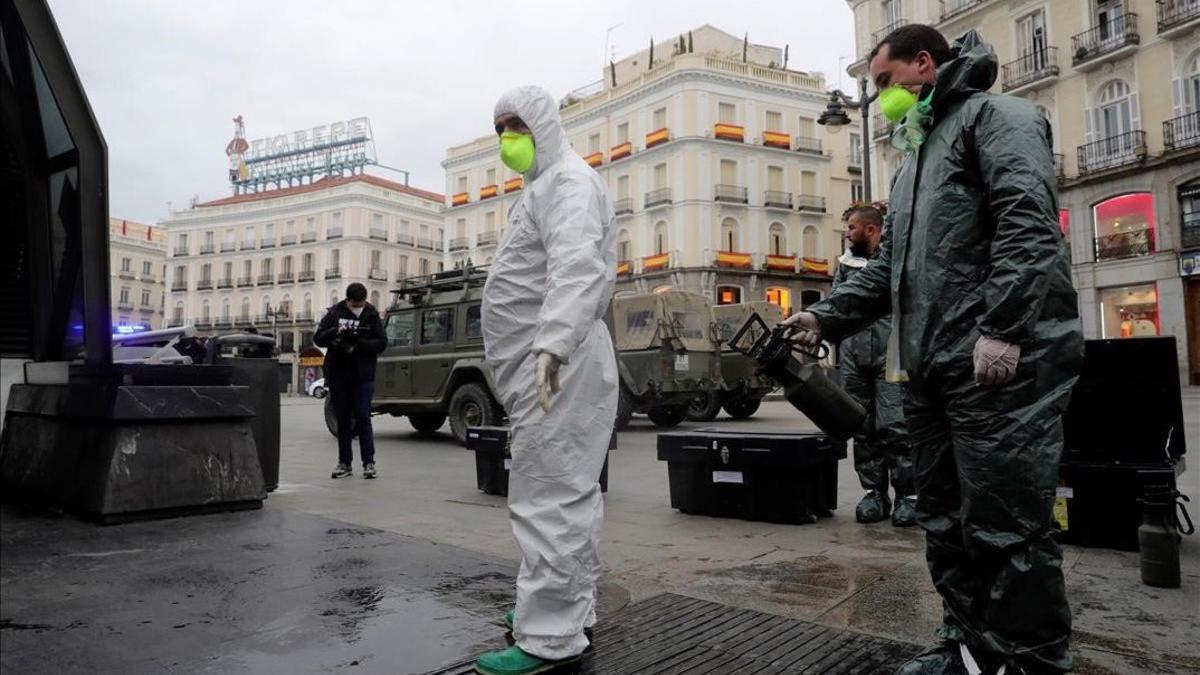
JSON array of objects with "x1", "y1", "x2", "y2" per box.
[{"x1": 0, "y1": 0, "x2": 111, "y2": 364}]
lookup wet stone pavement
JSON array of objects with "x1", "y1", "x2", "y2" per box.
[{"x1": 2, "y1": 398, "x2": 1198, "y2": 674}]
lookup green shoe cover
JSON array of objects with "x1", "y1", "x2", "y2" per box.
[{"x1": 475, "y1": 645, "x2": 577, "y2": 675}]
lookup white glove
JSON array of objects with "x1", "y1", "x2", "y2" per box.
[
  {"x1": 535, "y1": 352, "x2": 562, "y2": 413},
  {"x1": 781, "y1": 311, "x2": 822, "y2": 347},
  {"x1": 973, "y1": 336, "x2": 1020, "y2": 386}
]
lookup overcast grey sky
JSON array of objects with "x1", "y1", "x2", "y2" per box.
[{"x1": 48, "y1": 0, "x2": 855, "y2": 224}]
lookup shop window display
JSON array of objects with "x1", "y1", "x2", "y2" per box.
[{"x1": 1099, "y1": 285, "x2": 1159, "y2": 339}]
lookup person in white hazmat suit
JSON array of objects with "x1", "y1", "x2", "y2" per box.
[{"x1": 475, "y1": 85, "x2": 619, "y2": 675}]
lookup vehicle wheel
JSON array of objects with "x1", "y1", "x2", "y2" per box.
[
  {"x1": 648, "y1": 405, "x2": 688, "y2": 428},
  {"x1": 448, "y1": 383, "x2": 503, "y2": 444},
  {"x1": 723, "y1": 398, "x2": 761, "y2": 420},
  {"x1": 408, "y1": 413, "x2": 447, "y2": 434},
  {"x1": 686, "y1": 390, "x2": 722, "y2": 422},
  {"x1": 324, "y1": 396, "x2": 356, "y2": 438},
  {"x1": 313, "y1": 386, "x2": 327, "y2": 399},
  {"x1": 615, "y1": 385, "x2": 634, "y2": 431}
]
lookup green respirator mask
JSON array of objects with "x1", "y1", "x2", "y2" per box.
[
  {"x1": 880, "y1": 84, "x2": 935, "y2": 153},
  {"x1": 499, "y1": 131, "x2": 535, "y2": 174}
]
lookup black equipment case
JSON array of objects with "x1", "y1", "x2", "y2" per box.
[
  {"x1": 465, "y1": 426, "x2": 611, "y2": 496},
  {"x1": 1057, "y1": 337, "x2": 1188, "y2": 550},
  {"x1": 657, "y1": 429, "x2": 846, "y2": 524}
]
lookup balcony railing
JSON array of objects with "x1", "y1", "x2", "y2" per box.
[
  {"x1": 449, "y1": 236, "x2": 471, "y2": 252},
  {"x1": 614, "y1": 197, "x2": 634, "y2": 215},
  {"x1": 1077, "y1": 131, "x2": 1147, "y2": 174},
  {"x1": 277, "y1": 272, "x2": 295, "y2": 284},
  {"x1": 872, "y1": 18, "x2": 907, "y2": 44},
  {"x1": 215, "y1": 318, "x2": 233, "y2": 328},
  {"x1": 1001, "y1": 47, "x2": 1059, "y2": 92},
  {"x1": 141, "y1": 273, "x2": 156, "y2": 283},
  {"x1": 220, "y1": 242, "x2": 237, "y2": 253},
  {"x1": 1182, "y1": 212, "x2": 1200, "y2": 249},
  {"x1": 1094, "y1": 228, "x2": 1154, "y2": 261},
  {"x1": 257, "y1": 274, "x2": 275, "y2": 285},
  {"x1": 796, "y1": 195, "x2": 827, "y2": 212},
  {"x1": 173, "y1": 246, "x2": 189, "y2": 256},
  {"x1": 139, "y1": 303, "x2": 156, "y2": 313},
  {"x1": 327, "y1": 227, "x2": 343, "y2": 239},
  {"x1": 240, "y1": 240, "x2": 256, "y2": 251},
  {"x1": 872, "y1": 114, "x2": 894, "y2": 141},
  {"x1": 280, "y1": 234, "x2": 297, "y2": 246},
  {"x1": 477, "y1": 230, "x2": 498, "y2": 246},
  {"x1": 645, "y1": 188, "x2": 672, "y2": 208},
  {"x1": 235, "y1": 315, "x2": 253, "y2": 327},
  {"x1": 794, "y1": 136, "x2": 822, "y2": 154},
  {"x1": 849, "y1": 150, "x2": 863, "y2": 172},
  {"x1": 396, "y1": 233, "x2": 415, "y2": 246},
  {"x1": 1165, "y1": 112, "x2": 1200, "y2": 152},
  {"x1": 167, "y1": 317, "x2": 184, "y2": 328},
  {"x1": 1054, "y1": 153, "x2": 1065, "y2": 182},
  {"x1": 298, "y1": 270, "x2": 315, "y2": 282},
  {"x1": 196, "y1": 279, "x2": 213, "y2": 290},
  {"x1": 714, "y1": 184, "x2": 748, "y2": 203},
  {"x1": 118, "y1": 270, "x2": 135, "y2": 280},
  {"x1": 369, "y1": 228, "x2": 388, "y2": 241},
  {"x1": 171, "y1": 281, "x2": 188, "y2": 292},
  {"x1": 199, "y1": 244, "x2": 215, "y2": 255},
  {"x1": 325, "y1": 267, "x2": 342, "y2": 279},
  {"x1": 217, "y1": 277, "x2": 233, "y2": 289},
  {"x1": 260, "y1": 237, "x2": 276, "y2": 248},
  {"x1": 417, "y1": 238, "x2": 435, "y2": 250},
  {"x1": 237, "y1": 276, "x2": 254, "y2": 287},
  {"x1": 301, "y1": 231, "x2": 316, "y2": 243},
  {"x1": 195, "y1": 318, "x2": 212, "y2": 329},
  {"x1": 1159, "y1": 0, "x2": 1200, "y2": 33},
  {"x1": 295, "y1": 312, "x2": 314, "y2": 323},
  {"x1": 940, "y1": 0, "x2": 983, "y2": 21},
  {"x1": 117, "y1": 301, "x2": 134, "y2": 311},
  {"x1": 1071, "y1": 13, "x2": 1139, "y2": 67},
  {"x1": 369, "y1": 268, "x2": 388, "y2": 281},
  {"x1": 763, "y1": 190, "x2": 793, "y2": 209}
]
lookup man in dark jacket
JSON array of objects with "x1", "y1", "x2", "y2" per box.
[
  {"x1": 314, "y1": 283, "x2": 387, "y2": 479},
  {"x1": 835, "y1": 204, "x2": 915, "y2": 527},
  {"x1": 786, "y1": 27, "x2": 1083, "y2": 675}
]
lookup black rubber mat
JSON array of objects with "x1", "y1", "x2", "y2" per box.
[{"x1": 426, "y1": 592, "x2": 923, "y2": 674}]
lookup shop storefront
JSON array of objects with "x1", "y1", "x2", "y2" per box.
[{"x1": 1098, "y1": 284, "x2": 1160, "y2": 340}]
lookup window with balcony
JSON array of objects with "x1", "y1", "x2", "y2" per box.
[
  {"x1": 851, "y1": 180, "x2": 865, "y2": 203},
  {"x1": 419, "y1": 258, "x2": 430, "y2": 277},
  {"x1": 398, "y1": 255, "x2": 409, "y2": 280},
  {"x1": 175, "y1": 233, "x2": 188, "y2": 256},
  {"x1": 654, "y1": 221, "x2": 668, "y2": 254},
  {"x1": 765, "y1": 110, "x2": 782, "y2": 132},
  {"x1": 718, "y1": 102, "x2": 737, "y2": 124},
  {"x1": 802, "y1": 225, "x2": 820, "y2": 258},
  {"x1": 720, "y1": 218, "x2": 739, "y2": 252},
  {"x1": 120, "y1": 257, "x2": 131, "y2": 272},
  {"x1": 1093, "y1": 193, "x2": 1156, "y2": 261},
  {"x1": 769, "y1": 223, "x2": 787, "y2": 256},
  {"x1": 1159, "y1": 0, "x2": 1200, "y2": 32},
  {"x1": 1004, "y1": 9, "x2": 1058, "y2": 92},
  {"x1": 616, "y1": 122, "x2": 629, "y2": 145},
  {"x1": 587, "y1": 133, "x2": 600, "y2": 155},
  {"x1": 652, "y1": 107, "x2": 667, "y2": 132},
  {"x1": 142, "y1": 260, "x2": 152, "y2": 277},
  {"x1": 617, "y1": 230, "x2": 632, "y2": 263},
  {"x1": 1073, "y1": 2, "x2": 1139, "y2": 67},
  {"x1": 118, "y1": 287, "x2": 130, "y2": 305},
  {"x1": 849, "y1": 133, "x2": 863, "y2": 169},
  {"x1": 1081, "y1": 80, "x2": 1144, "y2": 173}
]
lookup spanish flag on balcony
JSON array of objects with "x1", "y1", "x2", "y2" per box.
[
  {"x1": 584, "y1": 152, "x2": 603, "y2": 167},
  {"x1": 643, "y1": 252, "x2": 670, "y2": 272},
  {"x1": 716, "y1": 251, "x2": 753, "y2": 269},
  {"x1": 611, "y1": 141, "x2": 632, "y2": 161},
  {"x1": 480, "y1": 184, "x2": 498, "y2": 199},
  {"x1": 503, "y1": 177, "x2": 523, "y2": 193},
  {"x1": 801, "y1": 257, "x2": 830, "y2": 275},
  {"x1": 762, "y1": 130, "x2": 790, "y2": 149},
  {"x1": 451, "y1": 192, "x2": 469, "y2": 206},
  {"x1": 714, "y1": 123, "x2": 745, "y2": 142},
  {"x1": 765, "y1": 254, "x2": 796, "y2": 271},
  {"x1": 616, "y1": 260, "x2": 631, "y2": 276},
  {"x1": 646, "y1": 128, "x2": 670, "y2": 148}
]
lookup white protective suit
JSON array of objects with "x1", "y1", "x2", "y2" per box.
[{"x1": 481, "y1": 86, "x2": 619, "y2": 660}]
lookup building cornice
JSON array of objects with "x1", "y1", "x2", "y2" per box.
[{"x1": 160, "y1": 189, "x2": 442, "y2": 230}]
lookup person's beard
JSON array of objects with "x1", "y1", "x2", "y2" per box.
[{"x1": 849, "y1": 239, "x2": 871, "y2": 258}]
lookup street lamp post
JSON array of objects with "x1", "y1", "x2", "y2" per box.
[{"x1": 817, "y1": 76, "x2": 879, "y2": 202}]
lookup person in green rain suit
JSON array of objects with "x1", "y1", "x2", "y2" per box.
[{"x1": 785, "y1": 26, "x2": 1083, "y2": 675}]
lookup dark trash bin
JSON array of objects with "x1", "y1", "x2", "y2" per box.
[
  {"x1": 657, "y1": 429, "x2": 845, "y2": 524},
  {"x1": 465, "y1": 426, "x2": 611, "y2": 496},
  {"x1": 206, "y1": 335, "x2": 281, "y2": 491}
]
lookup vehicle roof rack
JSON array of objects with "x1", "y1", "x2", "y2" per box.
[{"x1": 391, "y1": 264, "x2": 490, "y2": 306}]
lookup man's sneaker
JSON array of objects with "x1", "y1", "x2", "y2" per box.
[
  {"x1": 363, "y1": 463, "x2": 377, "y2": 479},
  {"x1": 475, "y1": 645, "x2": 579, "y2": 675},
  {"x1": 856, "y1": 490, "x2": 892, "y2": 523},
  {"x1": 891, "y1": 495, "x2": 919, "y2": 527},
  {"x1": 331, "y1": 464, "x2": 352, "y2": 479}
]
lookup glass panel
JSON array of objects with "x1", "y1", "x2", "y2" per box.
[
  {"x1": 625, "y1": 309, "x2": 654, "y2": 332},
  {"x1": 1098, "y1": 284, "x2": 1157, "y2": 338},
  {"x1": 29, "y1": 41, "x2": 75, "y2": 158},
  {"x1": 465, "y1": 304, "x2": 483, "y2": 340},
  {"x1": 386, "y1": 311, "x2": 415, "y2": 347},
  {"x1": 420, "y1": 307, "x2": 453, "y2": 344}
]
